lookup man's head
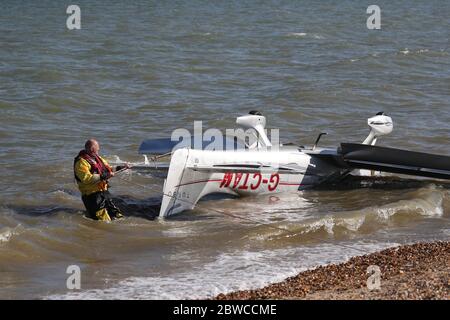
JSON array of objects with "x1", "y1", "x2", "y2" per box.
[{"x1": 85, "y1": 139, "x2": 100, "y2": 155}]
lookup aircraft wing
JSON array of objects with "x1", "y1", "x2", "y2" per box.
[
  {"x1": 138, "y1": 137, "x2": 246, "y2": 155},
  {"x1": 339, "y1": 143, "x2": 450, "y2": 180},
  {"x1": 304, "y1": 143, "x2": 450, "y2": 180}
]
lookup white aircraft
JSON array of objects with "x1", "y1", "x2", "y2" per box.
[{"x1": 133, "y1": 111, "x2": 450, "y2": 218}]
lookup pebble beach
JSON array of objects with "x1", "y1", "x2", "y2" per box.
[{"x1": 216, "y1": 242, "x2": 450, "y2": 300}]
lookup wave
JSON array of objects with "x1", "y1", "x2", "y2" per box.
[
  {"x1": 340, "y1": 47, "x2": 448, "y2": 66},
  {"x1": 45, "y1": 241, "x2": 398, "y2": 300},
  {"x1": 248, "y1": 186, "x2": 446, "y2": 241},
  {"x1": 285, "y1": 32, "x2": 324, "y2": 39},
  {"x1": 398, "y1": 48, "x2": 430, "y2": 56},
  {"x1": 287, "y1": 32, "x2": 307, "y2": 37},
  {"x1": 46, "y1": 190, "x2": 80, "y2": 204}
]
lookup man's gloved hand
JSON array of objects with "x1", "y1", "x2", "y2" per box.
[{"x1": 100, "y1": 171, "x2": 113, "y2": 181}]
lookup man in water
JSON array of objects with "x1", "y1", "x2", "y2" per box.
[{"x1": 74, "y1": 139, "x2": 128, "y2": 221}]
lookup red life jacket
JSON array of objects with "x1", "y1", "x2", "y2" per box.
[{"x1": 74, "y1": 150, "x2": 112, "y2": 182}]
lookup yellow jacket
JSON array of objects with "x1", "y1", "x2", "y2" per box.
[{"x1": 74, "y1": 156, "x2": 112, "y2": 196}]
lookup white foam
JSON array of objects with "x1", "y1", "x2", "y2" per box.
[
  {"x1": 400, "y1": 48, "x2": 410, "y2": 55},
  {"x1": 46, "y1": 241, "x2": 398, "y2": 300},
  {"x1": 312, "y1": 34, "x2": 324, "y2": 39},
  {"x1": 0, "y1": 228, "x2": 13, "y2": 243},
  {"x1": 306, "y1": 216, "x2": 335, "y2": 234},
  {"x1": 338, "y1": 215, "x2": 366, "y2": 232},
  {"x1": 398, "y1": 48, "x2": 429, "y2": 56},
  {"x1": 0, "y1": 225, "x2": 21, "y2": 243},
  {"x1": 287, "y1": 32, "x2": 307, "y2": 37},
  {"x1": 375, "y1": 188, "x2": 444, "y2": 220},
  {"x1": 286, "y1": 32, "x2": 324, "y2": 39},
  {"x1": 399, "y1": 48, "x2": 430, "y2": 56},
  {"x1": 241, "y1": 188, "x2": 445, "y2": 242}
]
